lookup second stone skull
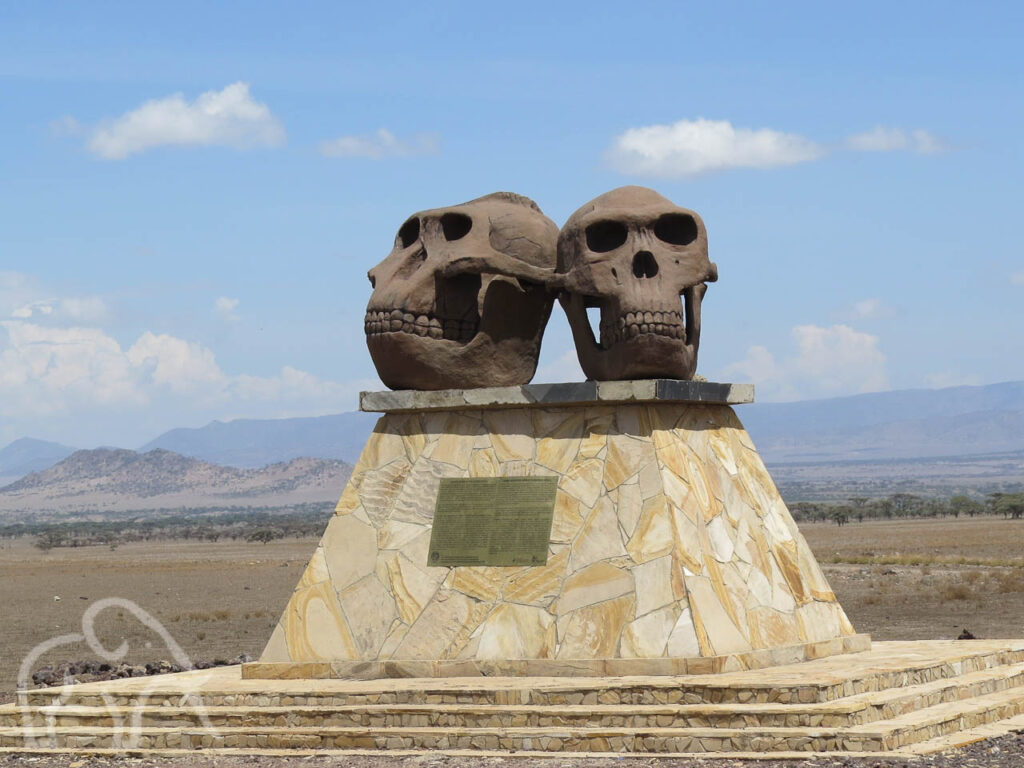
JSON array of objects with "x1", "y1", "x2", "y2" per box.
[
  {"x1": 365, "y1": 192, "x2": 560, "y2": 390},
  {"x1": 557, "y1": 186, "x2": 718, "y2": 381}
]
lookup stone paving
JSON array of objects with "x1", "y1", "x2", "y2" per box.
[{"x1": 3, "y1": 640, "x2": 1024, "y2": 757}]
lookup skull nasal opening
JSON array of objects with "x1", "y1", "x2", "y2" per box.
[{"x1": 632, "y1": 251, "x2": 659, "y2": 279}]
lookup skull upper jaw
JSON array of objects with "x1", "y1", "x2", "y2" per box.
[{"x1": 366, "y1": 274, "x2": 555, "y2": 390}]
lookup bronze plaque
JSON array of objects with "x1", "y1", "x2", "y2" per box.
[{"x1": 427, "y1": 477, "x2": 558, "y2": 567}]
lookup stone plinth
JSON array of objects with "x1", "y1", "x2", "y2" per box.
[{"x1": 251, "y1": 381, "x2": 864, "y2": 679}]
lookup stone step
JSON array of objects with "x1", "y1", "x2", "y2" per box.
[
  {"x1": 841, "y1": 685, "x2": 1024, "y2": 751},
  {"x1": 4, "y1": 686, "x2": 1024, "y2": 753},
  {"x1": 21, "y1": 642, "x2": 1024, "y2": 709},
  {"x1": 7, "y1": 661, "x2": 1024, "y2": 731}
]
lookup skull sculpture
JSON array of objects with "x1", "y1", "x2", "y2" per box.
[
  {"x1": 557, "y1": 186, "x2": 718, "y2": 381},
  {"x1": 365, "y1": 192, "x2": 560, "y2": 390}
]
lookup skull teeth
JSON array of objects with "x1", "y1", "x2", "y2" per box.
[
  {"x1": 598, "y1": 310, "x2": 685, "y2": 348},
  {"x1": 364, "y1": 309, "x2": 478, "y2": 342}
]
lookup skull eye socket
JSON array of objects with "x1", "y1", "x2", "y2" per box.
[
  {"x1": 398, "y1": 218, "x2": 420, "y2": 249},
  {"x1": 585, "y1": 220, "x2": 628, "y2": 253},
  {"x1": 654, "y1": 213, "x2": 698, "y2": 246},
  {"x1": 441, "y1": 212, "x2": 473, "y2": 241}
]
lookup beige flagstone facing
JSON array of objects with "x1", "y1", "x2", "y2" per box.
[{"x1": 260, "y1": 402, "x2": 862, "y2": 675}]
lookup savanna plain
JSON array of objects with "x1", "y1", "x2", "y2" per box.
[{"x1": 2, "y1": 516, "x2": 1023, "y2": 767}]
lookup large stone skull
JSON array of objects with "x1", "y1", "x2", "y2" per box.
[
  {"x1": 557, "y1": 186, "x2": 718, "y2": 381},
  {"x1": 365, "y1": 192, "x2": 560, "y2": 390}
]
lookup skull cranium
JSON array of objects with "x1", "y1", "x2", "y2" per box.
[
  {"x1": 557, "y1": 186, "x2": 718, "y2": 381},
  {"x1": 365, "y1": 192, "x2": 560, "y2": 390}
]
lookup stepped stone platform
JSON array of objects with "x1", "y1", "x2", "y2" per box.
[{"x1": 4, "y1": 641, "x2": 1024, "y2": 757}]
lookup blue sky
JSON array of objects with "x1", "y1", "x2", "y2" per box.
[{"x1": 1, "y1": 1, "x2": 1022, "y2": 448}]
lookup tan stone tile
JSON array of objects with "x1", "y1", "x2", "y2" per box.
[
  {"x1": 560, "y1": 456, "x2": 604, "y2": 507},
  {"x1": 384, "y1": 553, "x2": 442, "y2": 625},
  {"x1": 428, "y1": 413, "x2": 479, "y2": 467},
  {"x1": 666, "y1": 606, "x2": 701, "y2": 657},
  {"x1": 633, "y1": 554, "x2": 675, "y2": 617},
  {"x1": 259, "y1": 620, "x2": 290, "y2": 662},
  {"x1": 355, "y1": 456, "x2": 411, "y2": 526},
  {"x1": 772, "y1": 539, "x2": 811, "y2": 604},
  {"x1": 614, "y1": 481, "x2": 643, "y2": 538},
  {"x1": 397, "y1": 413, "x2": 427, "y2": 462},
  {"x1": 615, "y1": 404, "x2": 652, "y2": 437},
  {"x1": 482, "y1": 410, "x2": 535, "y2": 462},
  {"x1": 477, "y1": 603, "x2": 556, "y2": 659},
  {"x1": 377, "y1": 621, "x2": 409, "y2": 659},
  {"x1": 687, "y1": 574, "x2": 752, "y2": 656},
  {"x1": 450, "y1": 567, "x2": 506, "y2": 602},
  {"x1": 296, "y1": 545, "x2": 330, "y2": 590},
  {"x1": 620, "y1": 605, "x2": 678, "y2": 657},
  {"x1": 550, "y1": 491, "x2": 585, "y2": 544},
  {"x1": 557, "y1": 594, "x2": 635, "y2": 658},
  {"x1": 339, "y1": 574, "x2": 398, "y2": 657},
  {"x1": 570, "y1": 495, "x2": 627, "y2": 571},
  {"x1": 468, "y1": 446, "x2": 500, "y2": 477},
  {"x1": 626, "y1": 493, "x2": 674, "y2": 564},
  {"x1": 284, "y1": 581, "x2": 359, "y2": 661},
  {"x1": 393, "y1": 590, "x2": 482, "y2": 659},
  {"x1": 604, "y1": 433, "x2": 653, "y2": 490},
  {"x1": 535, "y1": 410, "x2": 584, "y2": 474},
  {"x1": 334, "y1": 478, "x2": 362, "y2": 515},
  {"x1": 555, "y1": 561, "x2": 634, "y2": 615},
  {"x1": 359, "y1": 423, "x2": 406, "y2": 469},
  {"x1": 637, "y1": 459, "x2": 662, "y2": 499},
  {"x1": 322, "y1": 514, "x2": 378, "y2": 591},
  {"x1": 707, "y1": 427, "x2": 739, "y2": 475},
  {"x1": 670, "y1": 504, "x2": 704, "y2": 575},
  {"x1": 390, "y1": 461, "x2": 463, "y2": 524},
  {"x1": 377, "y1": 519, "x2": 429, "y2": 551},
  {"x1": 578, "y1": 409, "x2": 613, "y2": 459},
  {"x1": 503, "y1": 548, "x2": 569, "y2": 606}
]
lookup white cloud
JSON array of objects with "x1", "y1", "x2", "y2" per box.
[
  {"x1": 87, "y1": 82, "x2": 285, "y2": 160},
  {"x1": 0, "y1": 321, "x2": 359, "y2": 441},
  {"x1": 214, "y1": 296, "x2": 240, "y2": 320},
  {"x1": 60, "y1": 296, "x2": 108, "y2": 322},
  {"x1": 1011, "y1": 271, "x2": 1024, "y2": 286},
  {"x1": 606, "y1": 118, "x2": 825, "y2": 178},
  {"x1": 845, "y1": 126, "x2": 949, "y2": 154},
  {"x1": 318, "y1": 128, "x2": 440, "y2": 159},
  {"x1": 723, "y1": 324, "x2": 889, "y2": 401},
  {"x1": 605, "y1": 119, "x2": 950, "y2": 178}
]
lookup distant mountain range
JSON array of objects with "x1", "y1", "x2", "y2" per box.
[
  {"x1": 140, "y1": 411, "x2": 379, "y2": 467},
  {"x1": 1, "y1": 381, "x2": 1022, "y2": 505},
  {"x1": 739, "y1": 380, "x2": 1024, "y2": 462},
  {"x1": 0, "y1": 448, "x2": 352, "y2": 518},
  {"x1": 0, "y1": 438, "x2": 78, "y2": 483}
]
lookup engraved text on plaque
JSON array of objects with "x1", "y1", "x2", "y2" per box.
[{"x1": 427, "y1": 477, "x2": 557, "y2": 567}]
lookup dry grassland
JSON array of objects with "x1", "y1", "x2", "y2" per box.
[{"x1": 1, "y1": 517, "x2": 1023, "y2": 696}]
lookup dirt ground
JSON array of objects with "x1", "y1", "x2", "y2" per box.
[{"x1": 1, "y1": 517, "x2": 1023, "y2": 765}]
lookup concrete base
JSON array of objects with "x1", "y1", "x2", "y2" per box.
[{"x1": 4, "y1": 640, "x2": 1024, "y2": 757}]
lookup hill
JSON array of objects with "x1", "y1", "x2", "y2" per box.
[
  {"x1": 0, "y1": 437, "x2": 78, "y2": 485},
  {"x1": 140, "y1": 412, "x2": 379, "y2": 467},
  {"x1": 740, "y1": 380, "x2": 1024, "y2": 463},
  {"x1": 0, "y1": 448, "x2": 352, "y2": 519}
]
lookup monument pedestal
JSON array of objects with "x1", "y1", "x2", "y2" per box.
[{"x1": 246, "y1": 381, "x2": 868, "y2": 680}]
